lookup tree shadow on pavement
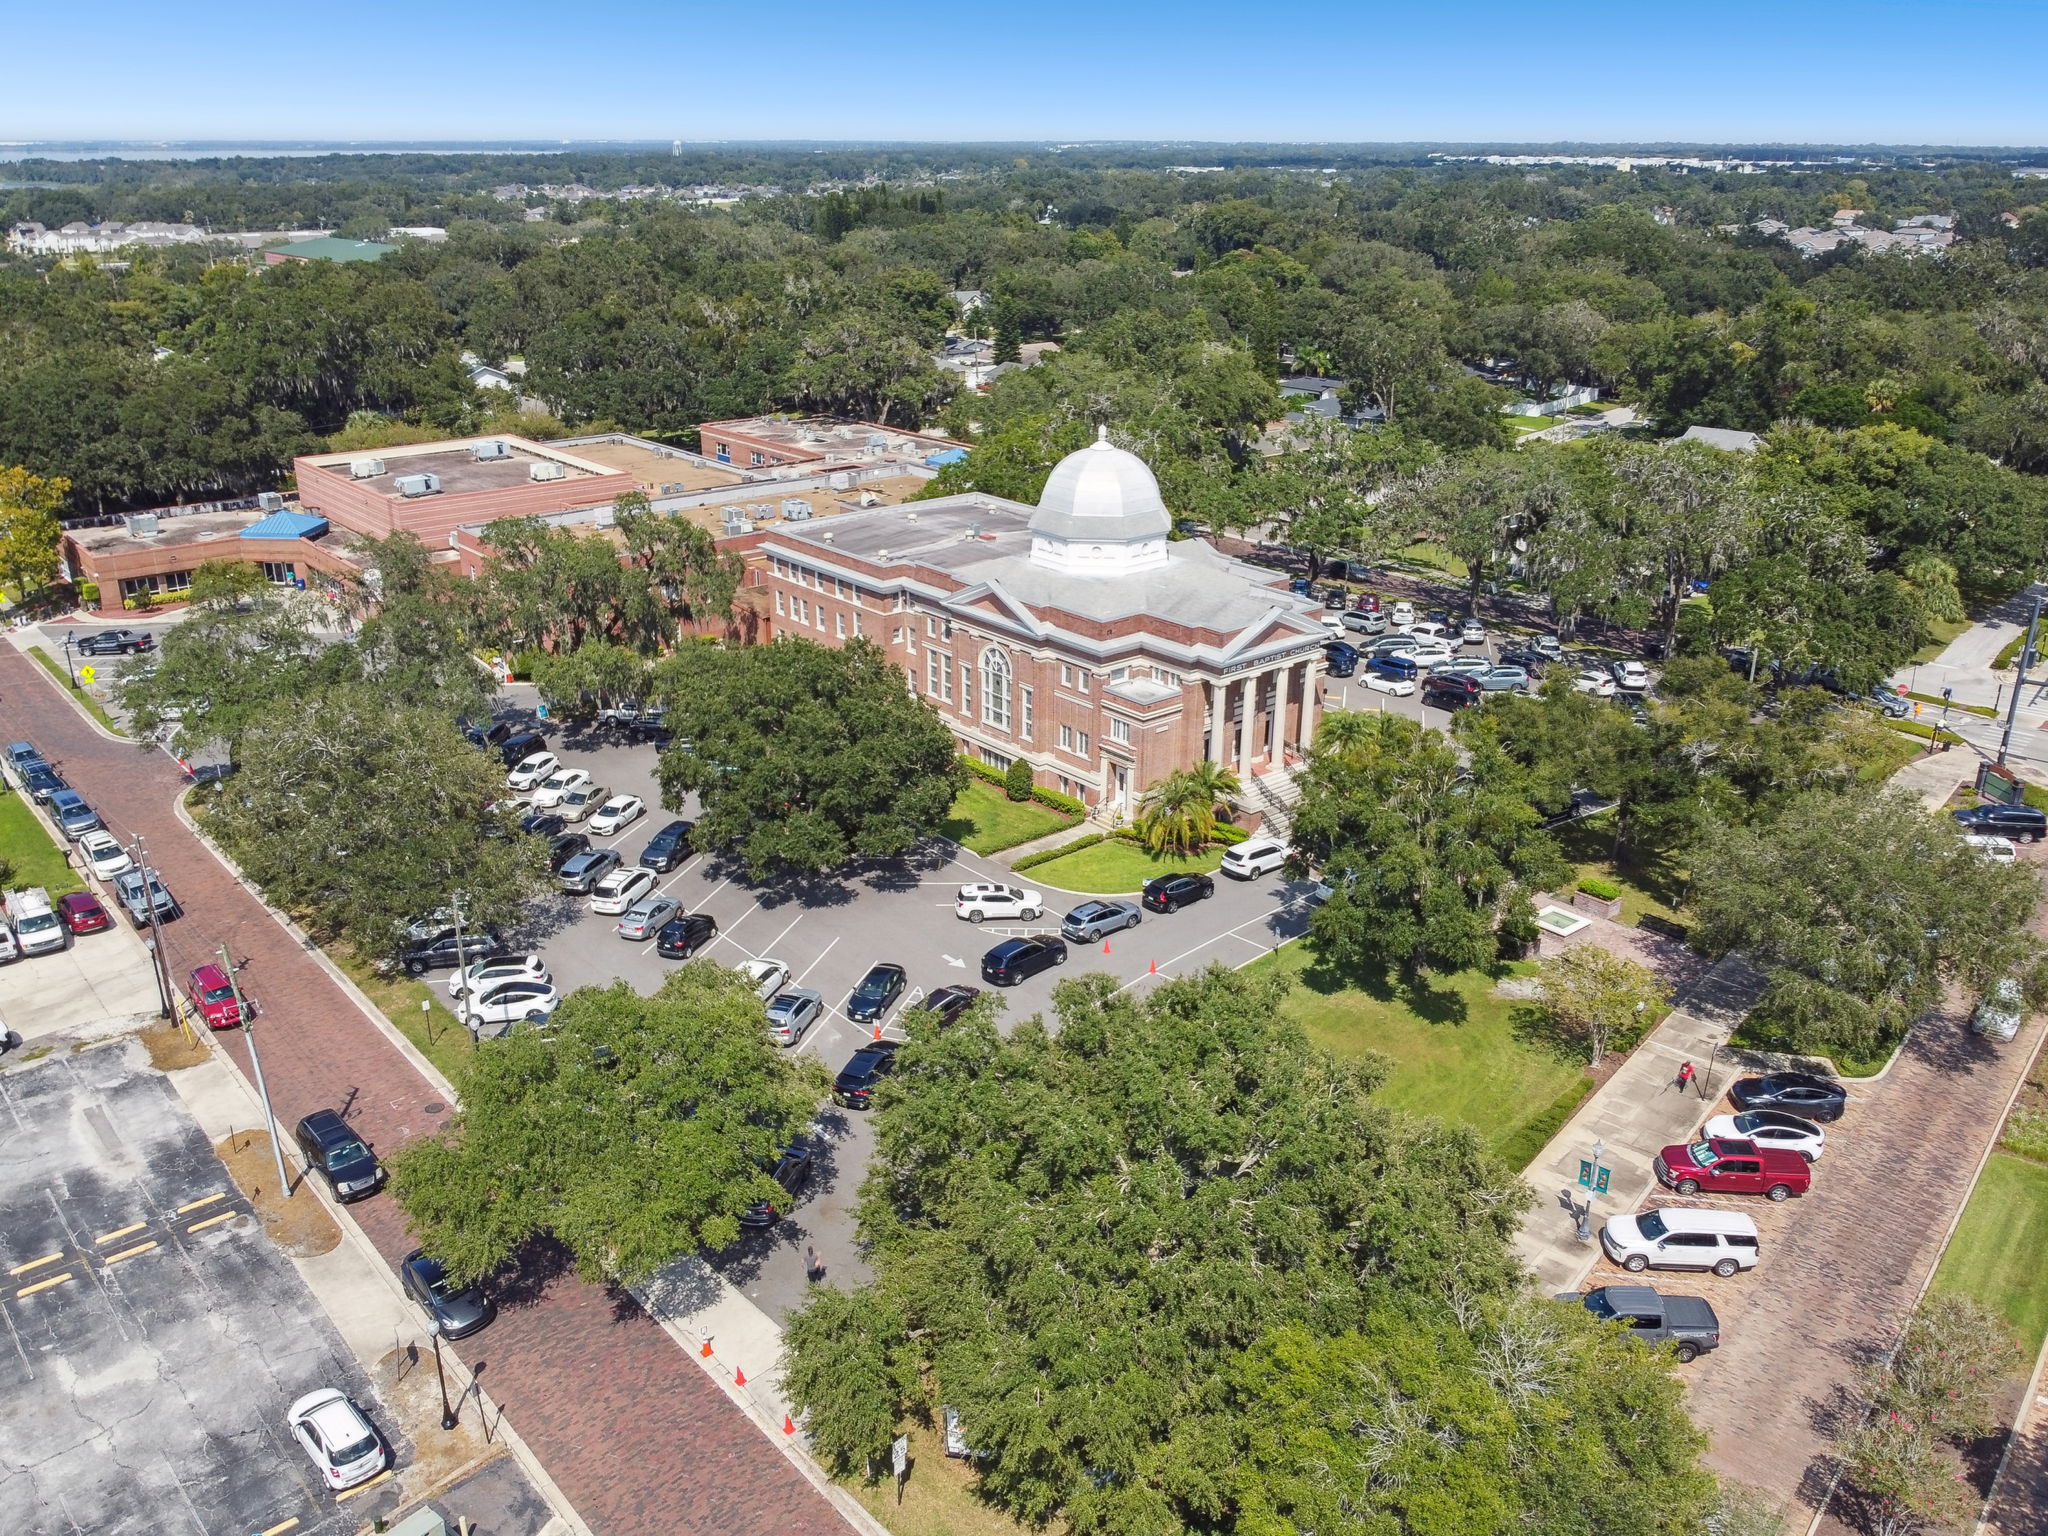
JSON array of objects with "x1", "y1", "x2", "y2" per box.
[{"x1": 489, "y1": 1235, "x2": 577, "y2": 1313}]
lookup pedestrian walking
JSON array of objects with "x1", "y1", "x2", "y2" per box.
[
  {"x1": 1676, "y1": 1060, "x2": 1695, "y2": 1094},
  {"x1": 804, "y1": 1243, "x2": 821, "y2": 1281}
]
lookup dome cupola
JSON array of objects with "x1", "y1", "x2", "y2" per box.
[{"x1": 1026, "y1": 428, "x2": 1172, "y2": 575}]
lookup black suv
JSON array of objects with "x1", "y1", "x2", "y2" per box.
[
  {"x1": 833, "y1": 1041, "x2": 901, "y2": 1109},
  {"x1": 739, "y1": 1145, "x2": 814, "y2": 1228},
  {"x1": 919, "y1": 985, "x2": 981, "y2": 1026},
  {"x1": 547, "y1": 831, "x2": 591, "y2": 872},
  {"x1": 1141, "y1": 873, "x2": 1214, "y2": 914},
  {"x1": 396, "y1": 923, "x2": 501, "y2": 976},
  {"x1": 1952, "y1": 803, "x2": 2048, "y2": 842},
  {"x1": 520, "y1": 810, "x2": 567, "y2": 838},
  {"x1": 639, "y1": 819, "x2": 695, "y2": 873},
  {"x1": 980, "y1": 937, "x2": 1068, "y2": 986},
  {"x1": 294, "y1": 1110, "x2": 384, "y2": 1202},
  {"x1": 1422, "y1": 673, "x2": 1483, "y2": 711},
  {"x1": 463, "y1": 718, "x2": 514, "y2": 750},
  {"x1": 847, "y1": 963, "x2": 907, "y2": 1022},
  {"x1": 497, "y1": 730, "x2": 546, "y2": 769},
  {"x1": 655, "y1": 912, "x2": 718, "y2": 959}
]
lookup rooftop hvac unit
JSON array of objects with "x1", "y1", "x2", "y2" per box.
[
  {"x1": 256, "y1": 491, "x2": 285, "y2": 511},
  {"x1": 828, "y1": 471, "x2": 852, "y2": 491},
  {"x1": 393, "y1": 473, "x2": 441, "y2": 498},
  {"x1": 125, "y1": 513, "x2": 160, "y2": 539},
  {"x1": 867, "y1": 434, "x2": 888, "y2": 449},
  {"x1": 472, "y1": 440, "x2": 513, "y2": 461},
  {"x1": 529, "y1": 462, "x2": 568, "y2": 482},
  {"x1": 782, "y1": 498, "x2": 811, "y2": 520},
  {"x1": 721, "y1": 514, "x2": 751, "y2": 535},
  {"x1": 349, "y1": 457, "x2": 386, "y2": 479}
]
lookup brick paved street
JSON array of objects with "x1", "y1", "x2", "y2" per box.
[{"x1": 0, "y1": 645, "x2": 856, "y2": 1536}]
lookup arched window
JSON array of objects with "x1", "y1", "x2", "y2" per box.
[{"x1": 980, "y1": 645, "x2": 1013, "y2": 731}]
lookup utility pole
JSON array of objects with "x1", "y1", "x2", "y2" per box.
[
  {"x1": 221, "y1": 943, "x2": 290, "y2": 1197},
  {"x1": 129, "y1": 834, "x2": 172, "y2": 1019},
  {"x1": 1998, "y1": 595, "x2": 2042, "y2": 767},
  {"x1": 450, "y1": 889, "x2": 474, "y2": 1040}
]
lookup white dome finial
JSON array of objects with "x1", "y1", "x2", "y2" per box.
[{"x1": 1096, "y1": 423, "x2": 1109, "y2": 445}]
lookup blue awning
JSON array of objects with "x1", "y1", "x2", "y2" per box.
[{"x1": 240, "y1": 510, "x2": 329, "y2": 541}]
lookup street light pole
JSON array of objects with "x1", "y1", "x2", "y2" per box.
[
  {"x1": 61, "y1": 632, "x2": 79, "y2": 689},
  {"x1": 129, "y1": 834, "x2": 172, "y2": 1020},
  {"x1": 221, "y1": 944, "x2": 290, "y2": 1198},
  {"x1": 1998, "y1": 596, "x2": 2043, "y2": 768},
  {"x1": 431, "y1": 1323, "x2": 459, "y2": 1430}
]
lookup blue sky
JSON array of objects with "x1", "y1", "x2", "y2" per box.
[{"x1": 8, "y1": 1, "x2": 2048, "y2": 145}]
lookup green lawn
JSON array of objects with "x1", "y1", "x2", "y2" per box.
[
  {"x1": 1910, "y1": 615, "x2": 1972, "y2": 665},
  {"x1": 1932, "y1": 1151, "x2": 2048, "y2": 1354},
  {"x1": 942, "y1": 780, "x2": 1080, "y2": 856},
  {"x1": 1252, "y1": 944, "x2": 1593, "y2": 1167},
  {"x1": 333, "y1": 950, "x2": 477, "y2": 1087},
  {"x1": 1550, "y1": 815, "x2": 1687, "y2": 929},
  {"x1": 1024, "y1": 839, "x2": 1224, "y2": 894},
  {"x1": 27, "y1": 647, "x2": 124, "y2": 735},
  {"x1": 1393, "y1": 541, "x2": 1470, "y2": 580},
  {"x1": 0, "y1": 791, "x2": 84, "y2": 896}
]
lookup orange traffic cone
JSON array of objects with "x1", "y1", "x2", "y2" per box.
[
  {"x1": 871, "y1": 1021, "x2": 882, "y2": 1041},
  {"x1": 700, "y1": 1339, "x2": 713, "y2": 1358},
  {"x1": 783, "y1": 1414, "x2": 797, "y2": 1434},
  {"x1": 1149, "y1": 958, "x2": 1158, "y2": 975},
  {"x1": 1101, "y1": 939, "x2": 1111, "y2": 954},
  {"x1": 734, "y1": 1367, "x2": 747, "y2": 1386}
]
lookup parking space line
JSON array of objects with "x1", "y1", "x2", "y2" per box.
[
  {"x1": 175, "y1": 1192, "x2": 226, "y2": 1214},
  {"x1": 103, "y1": 1241, "x2": 158, "y2": 1265},
  {"x1": 260, "y1": 1519, "x2": 301, "y2": 1536},
  {"x1": 95, "y1": 1221, "x2": 147, "y2": 1245},
  {"x1": 8, "y1": 1252, "x2": 63, "y2": 1275},
  {"x1": 790, "y1": 935, "x2": 839, "y2": 986},
  {"x1": 186, "y1": 1211, "x2": 239, "y2": 1233},
  {"x1": 16, "y1": 1272, "x2": 74, "y2": 1297},
  {"x1": 334, "y1": 1469, "x2": 393, "y2": 1502}
]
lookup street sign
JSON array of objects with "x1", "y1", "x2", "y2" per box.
[
  {"x1": 78, "y1": 665, "x2": 96, "y2": 685},
  {"x1": 892, "y1": 1433, "x2": 909, "y2": 1504},
  {"x1": 1978, "y1": 762, "x2": 2023, "y2": 805}
]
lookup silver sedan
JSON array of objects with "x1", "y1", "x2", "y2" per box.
[{"x1": 616, "y1": 894, "x2": 682, "y2": 940}]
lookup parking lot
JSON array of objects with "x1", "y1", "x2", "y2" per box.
[
  {"x1": 486, "y1": 690, "x2": 1321, "y2": 1319},
  {"x1": 0, "y1": 1045, "x2": 406, "y2": 1536}
]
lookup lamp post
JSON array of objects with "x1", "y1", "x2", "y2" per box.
[
  {"x1": 430, "y1": 1321, "x2": 459, "y2": 1430},
  {"x1": 61, "y1": 631, "x2": 79, "y2": 689},
  {"x1": 222, "y1": 944, "x2": 290, "y2": 1198}
]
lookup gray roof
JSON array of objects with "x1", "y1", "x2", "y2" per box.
[{"x1": 1677, "y1": 425, "x2": 1762, "y2": 453}]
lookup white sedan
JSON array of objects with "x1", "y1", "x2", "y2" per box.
[
  {"x1": 1702, "y1": 1109, "x2": 1827, "y2": 1163},
  {"x1": 287, "y1": 1389, "x2": 388, "y2": 1492},
  {"x1": 589, "y1": 865, "x2": 658, "y2": 914},
  {"x1": 955, "y1": 883, "x2": 1045, "y2": 923},
  {"x1": 458, "y1": 979, "x2": 561, "y2": 1031},
  {"x1": 505, "y1": 751, "x2": 560, "y2": 790},
  {"x1": 740, "y1": 957, "x2": 790, "y2": 1000},
  {"x1": 1364, "y1": 673, "x2": 1417, "y2": 697},
  {"x1": 78, "y1": 829, "x2": 134, "y2": 881},
  {"x1": 1573, "y1": 670, "x2": 1618, "y2": 697},
  {"x1": 531, "y1": 767, "x2": 591, "y2": 809},
  {"x1": 1963, "y1": 834, "x2": 2019, "y2": 864},
  {"x1": 448, "y1": 953, "x2": 551, "y2": 999},
  {"x1": 587, "y1": 794, "x2": 646, "y2": 836}
]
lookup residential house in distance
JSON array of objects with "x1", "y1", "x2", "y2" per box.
[
  {"x1": 1727, "y1": 211, "x2": 1957, "y2": 258},
  {"x1": 1678, "y1": 425, "x2": 1762, "y2": 453},
  {"x1": 732, "y1": 432, "x2": 1328, "y2": 818},
  {"x1": 1278, "y1": 375, "x2": 1384, "y2": 427}
]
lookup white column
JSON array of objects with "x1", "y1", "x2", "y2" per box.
[
  {"x1": 1236, "y1": 673, "x2": 1256, "y2": 774},
  {"x1": 1297, "y1": 660, "x2": 1319, "y2": 752},
  {"x1": 1208, "y1": 679, "x2": 1229, "y2": 768}
]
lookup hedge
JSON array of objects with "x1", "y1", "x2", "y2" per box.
[
  {"x1": 962, "y1": 756, "x2": 1008, "y2": 788},
  {"x1": 1213, "y1": 823, "x2": 1252, "y2": 845},
  {"x1": 959, "y1": 755, "x2": 1088, "y2": 816},
  {"x1": 1576, "y1": 875, "x2": 1622, "y2": 901},
  {"x1": 1013, "y1": 833, "x2": 1106, "y2": 872}
]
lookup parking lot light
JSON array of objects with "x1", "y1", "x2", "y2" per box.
[{"x1": 430, "y1": 1321, "x2": 459, "y2": 1430}]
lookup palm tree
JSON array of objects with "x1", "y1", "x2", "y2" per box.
[{"x1": 1134, "y1": 764, "x2": 1241, "y2": 856}]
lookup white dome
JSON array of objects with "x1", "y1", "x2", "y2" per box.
[{"x1": 1030, "y1": 429, "x2": 1173, "y2": 541}]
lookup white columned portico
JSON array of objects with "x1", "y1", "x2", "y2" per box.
[
  {"x1": 1296, "y1": 659, "x2": 1319, "y2": 752},
  {"x1": 1236, "y1": 671, "x2": 1257, "y2": 773},
  {"x1": 1209, "y1": 679, "x2": 1229, "y2": 768}
]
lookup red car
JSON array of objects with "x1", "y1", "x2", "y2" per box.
[
  {"x1": 57, "y1": 892, "x2": 111, "y2": 935},
  {"x1": 187, "y1": 963, "x2": 244, "y2": 1030},
  {"x1": 1654, "y1": 1137, "x2": 1811, "y2": 1202}
]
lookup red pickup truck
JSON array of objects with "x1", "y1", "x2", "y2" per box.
[{"x1": 1654, "y1": 1137, "x2": 1812, "y2": 1202}]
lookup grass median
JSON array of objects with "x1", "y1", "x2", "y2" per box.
[
  {"x1": 1023, "y1": 838, "x2": 1224, "y2": 894},
  {"x1": 1932, "y1": 1149, "x2": 2048, "y2": 1355},
  {"x1": 26, "y1": 646, "x2": 124, "y2": 735},
  {"x1": 0, "y1": 790, "x2": 84, "y2": 896}
]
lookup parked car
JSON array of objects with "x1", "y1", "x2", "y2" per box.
[
  {"x1": 1867, "y1": 686, "x2": 1911, "y2": 719},
  {"x1": 559, "y1": 781, "x2": 613, "y2": 824},
  {"x1": 6, "y1": 888, "x2": 66, "y2": 955},
  {"x1": 462, "y1": 718, "x2": 515, "y2": 751},
  {"x1": 1963, "y1": 833, "x2": 2019, "y2": 864},
  {"x1": 1221, "y1": 836, "x2": 1289, "y2": 880},
  {"x1": 1321, "y1": 641, "x2": 1359, "y2": 677},
  {"x1": 847, "y1": 962, "x2": 908, "y2": 1022},
  {"x1": 1365, "y1": 633, "x2": 1420, "y2": 656},
  {"x1": 1573, "y1": 669, "x2": 1618, "y2": 697},
  {"x1": 1608, "y1": 659, "x2": 1653, "y2": 693},
  {"x1": 394, "y1": 920, "x2": 499, "y2": 976},
  {"x1": 919, "y1": 984, "x2": 982, "y2": 1027},
  {"x1": 740, "y1": 957, "x2": 790, "y2": 999},
  {"x1": 294, "y1": 1110, "x2": 384, "y2": 1202},
  {"x1": 616, "y1": 893, "x2": 681, "y2": 941},
  {"x1": 1567, "y1": 1285, "x2": 1722, "y2": 1363},
  {"x1": 21, "y1": 762, "x2": 66, "y2": 803},
  {"x1": 1729, "y1": 1071, "x2": 1848, "y2": 1122},
  {"x1": 400, "y1": 1249, "x2": 495, "y2": 1339},
  {"x1": 639, "y1": 819, "x2": 695, "y2": 873},
  {"x1": 1426, "y1": 654, "x2": 1491, "y2": 678},
  {"x1": 458, "y1": 980, "x2": 560, "y2": 1032},
  {"x1": 1952, "y1": 803, "x2": 2048, "y2": 842},
  {"x1": 655, "y1": 911, "x2": 718, "y2": 959},
  {"x1": 1321, "y1": 586, "x2": 1349, "y2": 609},
  {"x1": 77, "y1": 829, "x2": 133, "y2": 881},
  {"x1": 739, "y1": 1144, "x2": 814, "y2": 1228},
  {"x1": 4, "y1": 741, "x2": 40, "y2": 775},
  {"x1": 1973, "y1": 977, "x2": 2026, "y2": 1042},
  {"x1": 1390, "y1": 600, "x2": 1416, "y2": 628},
  {"x1": 496, "y1": 730, "x2": 547, "y2": 770},
  {"x1": 1422, "y1": 673, "x2": 1482, "y2": 711},
  {"x1": 286, "y1": 1389, "x2": 388, "y2": 1492},
  {"x1": 1701, "y1": 1109, "x2": 1827, "y2": 1162},
  {"x1": 589, "y1": 865, "x2": 657, "y2": 914},
  {"x1": 187, "y1": 963, "x2": 244, "y2": 1029},
  {"x1": 1340, "y1": 608, "x2": 1387, "y2": 636},
  {"x1": 1600, "y1": 1206, "x2": 1761, "y2": 1276},
  {"x1": 1408, "y1": 639, "x2": 1456, "y2": 666},
  {"x1": 1365, "y1": 652, "x2": 1420, "y2": 681},
  {"x1": 1498, "y1": 647, "x2": 1548, "y2": 675},
  {"x1": 587, "y1": 794, "x2": 646, "y2": 836},
  {"x1": 1459, "y1": 617, "x2": 1487, "y2": 646},
  {"x1": 1142, "y1": 872, "x2": 1215, "y2": 913},
  {"x1": 1366, "y1": 671, "x2": 1418, "y2": 697},
  {"x1": 1655, "y1": 1137, "x2": 1812, "y2": 1201},
  {"x1": 1061, "y1": 899, "x2": 1142, "y2": 943},
  {"x1": 765, "y1": 987, "x2": 825, "y2": 1046},
  {"x1": 519, "y1": 810, "x2": 567, "y2": 839},
  {"x1": 448, "y1": 953, "x2": 550, "y2": 999},
  {"x1": 531, "y1": 767, "x2": 591, "y2": 809},
  {"x1": 981, "y1": 936, "x2": 1069, "y2": 986},
  {"x1": 832, "y1": 1040, "x2": 901, "y2": 1109},
  {"x1": 1408, "y1": 620, "x2": 1451, "y2": 645},
  {"x1": 955, "y1": 883, "x2": 1045, "y2": 923},
  {"x1": 1478, "y1": 665, "x2": 1530, "y2": 692},
  {"x1": 558, "y1": 847, "x2": 622, "y2": 894},
  {"x1": 112, "y1": 868, "x2": 179, "y2": 928},
  {"x1": 48, "y1": 789, "x2": 100, "y2": 840},
  {"x1": 57, "y1": 891, "x2": 111, "y2": 936},
  {"x1": 75, "y1": 628, "x2": 155, "y2": 656},
  {"x1": 505, "y1": 751, "x2": 560, "y2": 791},
  {"x1": 0, "y1": 924, "x2": 17, "y2": 965}
]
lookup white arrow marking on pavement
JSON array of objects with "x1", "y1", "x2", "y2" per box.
[{"x1": 940, "y1": 954, "x2": 966, "y2": 968}]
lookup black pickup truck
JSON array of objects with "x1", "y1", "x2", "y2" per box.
[{"x1": 1564, "y1": 1284, "x2": 1722, "y2": 1363}]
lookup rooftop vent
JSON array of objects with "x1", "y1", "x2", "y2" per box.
[
  {"x1": 256, "y1": 491, "x2": 285, "y2": 511},
  {"x1": 348, "y1": 457, "x2": 386, "y2": 479},
  {"x1": 529, "y1": 462, "x2": 568, "y2": 482},
  {"x1": 125, "y1": 513, "x2": 159, "y2": 539},
  {"x1": 472, "y1": 440, "x2": 512, "y2": 461},
  {"x1": 393, "y1": 473, "x2": 441, "y2": 499}
]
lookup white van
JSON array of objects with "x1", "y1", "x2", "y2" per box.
[
  {"x1": 1973, "y1": 978, "x2": 2024, "y2": 1043},
  {"x1": 1220, "y1": 837, "x2": 1289, "y2": 880},
  {"x1": 5, "y1": 888, "x2": 67, "y2": 957},
  {"x1": 1600, "y1": 1206, "x2": 1760, "y2": 1277}
]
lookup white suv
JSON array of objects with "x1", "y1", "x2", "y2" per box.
[
  {"x1": 1220, "y1": 837, "x2": 1288, "y2": 880},
  {"x1": 1601, "y1": 1206, "x2": 1760, "y2": 1277},
  {"x1": 955, "y1": 884, "x2": 1044, "y2": 923},
  {"x1": 589, "y1": 866, "x2": 657, "y2": 915}
]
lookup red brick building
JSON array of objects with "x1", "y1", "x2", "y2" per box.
[
  {"x1": 62, "y1": 508, "x2": 371, "y2": 614},
  {"x1": 732, "y1": 433, "x2": 1328, "y2": 813},
  {"x1": 293, "y1": 437, "x2": 636, "y2": 545}
]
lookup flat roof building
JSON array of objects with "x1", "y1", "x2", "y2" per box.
[
  {"x1": 293, "y1": 436, "x2": 639, "y2": 544},
  {"x1": 62, "y1": 506, "x2": 371, "y2": 614},
  {"x1": 698, "y1": 416, "x2": 970, "y2": 475}
]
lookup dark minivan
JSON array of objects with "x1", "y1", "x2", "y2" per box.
[
  {"x1": 980, "y1": 937, "x2": 1069, "y2": 987},
  {"x1": 294, "y1": 1110, "x2": 384, "y2": 1202},
  {"x1": 739, "y1": 1145, "x2": 814, "y2": 1228}
]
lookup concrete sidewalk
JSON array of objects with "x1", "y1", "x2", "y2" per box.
[{"x1": 1512, "y1": 956, "x2": 1768, "y2": 1296}]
